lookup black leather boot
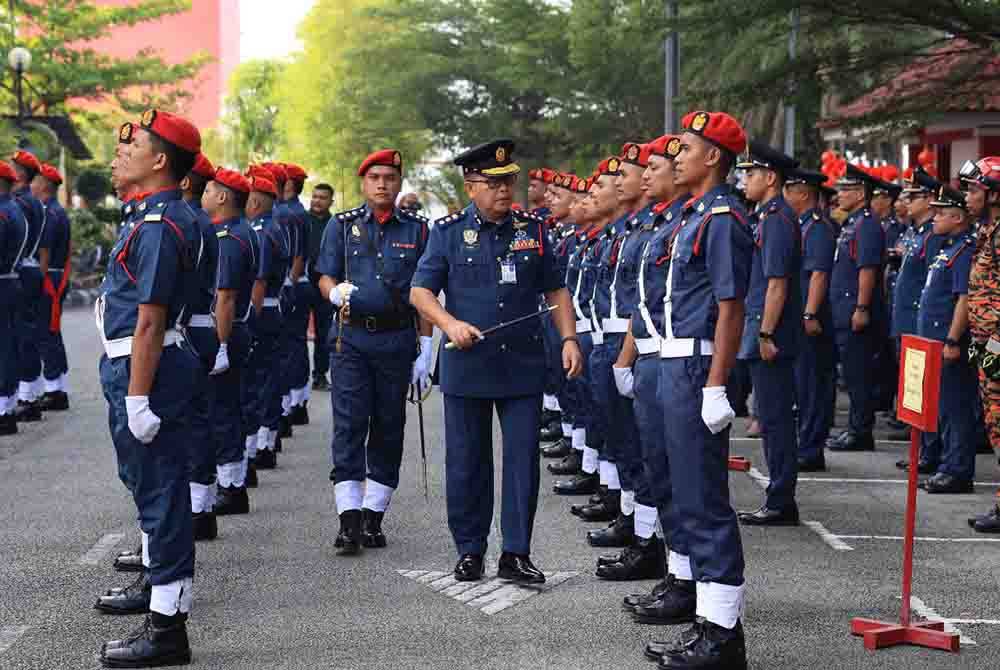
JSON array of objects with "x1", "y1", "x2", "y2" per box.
[
  {"x1": 95, "y1": 572, "x2": 151, "y2": 615},
  {"x1": 553, "y1": 471, "x2": 599, "y2": 495},
  {"x1": 541, "y1": 437, "x2": 572, "y2": 458},
  {"x1": 0, "y1": 413, "x2": 17, "y2": 435},
  {"x1": 596, "y1": 536, "x2": 665, "y2": 581},
  {"x1": 14, "y1": 400, "x2": 42, "y2": 422},
  {"x1": 215, "y1": 485, "x2": 249, "y2": 516},
  {"x1": 100, "y1": 612, "x2": 191, "y2": 668},
  {"x1": 361, "y1": 508, "x2": 387, "y2": 547},
  {"x1": 623, "y1": 577, "x2": 671, "y2": 612},
  {"x1": 632, "y1": 574, "x2": 697, "y2": 624},
  {"x1": 245, "y1": 461, "x2": 258, "y2": 488},
  {"x1": 335, "y1": 509, "x2": 362, "y2": 556},
  {"x1": 38, "y1": 390, "x2": 69, "y2": 411},
  {"x1": 290, "y1": 403, "x2": 309, "y2": 426},
  {"x1": 192, "y1": 511, "x2": 217, "y2": 541},
  {"x1": 587, "y1": 513, "x2": 634, "y2": 547},
  {"x1": 255, "y1": 448, "x2": 276, "y2": 469},
  {"x1": 113, "y1": 546, "x2": 144, "y2": 574},
  {"x1": 547, "y1": 449, "x2": 582, "y2": 475},
  {"x1": 658, "y1": 619, "x2": 746, "y2": 670},
  {"x1": 278, "y1": 415, "x2": 292, "y2": 438},
  {"x1": 575, "y1": 489, "x2": 620, "y2": 522}
]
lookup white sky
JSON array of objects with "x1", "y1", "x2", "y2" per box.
[{"x1": 240, "y1": 0, "x2": 315, "y2": 62}]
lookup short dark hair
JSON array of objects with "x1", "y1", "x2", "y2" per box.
[
  {"x1": 313, "y1": 183, "x2": 334, "y2": 195},
  {"x1": 12, "y1": 162, "x2": 36, "y2": 183},
  {"x1": 217, "y1": 183, "x2": 248, "y2": 212},
  {"x1": 147, "y1": 132, "x2": 196, "y2": 183},
  {"x1": 290, "y1": 179, "x2": 305, "y2": 196},
  {"x1": 187, "y1": 172, "x2": 209, "y2": 199}
]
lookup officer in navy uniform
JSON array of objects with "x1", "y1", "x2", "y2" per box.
[
  {"x1": 306, "y1": 182, "x2": 336, "y2": 390},
  {"x1": 917, "y1": 185, "x2": 978, "y2": 493},
  {"x1": 735, "y1": 141, "x2": 803, "y2": 526},
  {"x1": 642, "y1": 111, "x2": 752, "y2": 670},
  {"x1": 10, "y1": 150, "x2": 47, "y2": 422},
  {"x1": 94, "y1": 109, "x2": 202, "y2": 668},
  {"x1": 317, "y1": 149, "x2": 434, "y2": 555},
  {"x1": 0, "y1": 161, "x2": 29, "y2": 435},
  {"x1": 871, "y1": 178, "x2": 905, "y2": 419},
  {"x1": 280, "y1": 163, "x2": 313, "y2": 425},
  {"x1": 31, "y1": 163, "x2": 72, "y2": 411},
  {"x1": 826, "y1": 164, "x2": 886, "y2": 453},
  {"x1": 202, "y1": 168, "x2": 262, "y2": 517},
  {"x1": 783, "y1": 168, "x2": 837, "y2": 472},
  {"x1": 411, "y1": 139, "x2": 583, "y2": 583}
]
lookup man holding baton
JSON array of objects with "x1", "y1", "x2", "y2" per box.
[{"x1": 411, "y1": 139, "x2": 583, "y2": 583}]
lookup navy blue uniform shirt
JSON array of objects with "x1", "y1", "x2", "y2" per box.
[
  {"x1": 631, "y1": 198, "x2": 686, "y2": 341},
  {"x1": 40, "y1": 197, "x2": 71, "y2": 269},
  {"x1": 592, "y1": 213, "x2": 632, "y2": 322},
  {"x1": 13, "y1": 187, "x2": 44, "y2": 264},
  {"x1": 918, "y1": 231, "x2": 974, "y2": 342},
  {"x1": 214, "y1": 216, "x2": 259, "y2": 321},
  {"x1": 830, "y1": 206, "x2": 885, "y2": 330},
  {"x1": 799, "y1": 207, "x2": 836, "y2": 323},
  {"x1": 0, "y1": 193, "x2": 28, "y2": 275},
  {"x1": 186, "y1": 201, "x2": 218, "y2": 317},
  {"x1": 250, "y1": 212, "x2": 288, "y2": 298},
  {"x1": 613, "y1": 203, "x2": 657, "y2": 320},
  {"x1": 891, "y1": 220, "x2": 939, "y2": 337}
]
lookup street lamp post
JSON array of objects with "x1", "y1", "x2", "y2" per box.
[{"x1": 8, "y1": 45, "x2": 31, "y2": 124}]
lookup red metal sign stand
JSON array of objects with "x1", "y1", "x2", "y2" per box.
[{"x1": 850, "y1": 336, "x2": 959, "y2": 653}]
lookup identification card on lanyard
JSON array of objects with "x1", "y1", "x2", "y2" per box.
[{"x1": 500, "y1": 256, "x2": 517, "y2": 284}]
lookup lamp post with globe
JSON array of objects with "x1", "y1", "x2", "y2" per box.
[{"x1": 8, "y1": 45, "x2": 31, "y2": 127}]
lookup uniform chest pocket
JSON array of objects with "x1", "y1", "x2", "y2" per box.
[
  {"x1": 384, "y1": 247, "x2": 418, "y2": 281},
  {"x1": 513, "y1": 251, "x2": 541, "y2": 284},
  {"x1": 454, "y1": 252, "x2": 488, "y2": 286}
]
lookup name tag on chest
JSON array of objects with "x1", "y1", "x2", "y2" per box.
[{"x1": 500, "y1": 258, "x2": 517, "y2": 284}]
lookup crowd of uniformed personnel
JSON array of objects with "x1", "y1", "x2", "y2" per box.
[{"x1": 5, "y1": 101, "x2": 1000, "y2": 669}]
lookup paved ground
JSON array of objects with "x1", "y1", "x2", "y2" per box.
[{"x1": 2, "y1": 307, "x2": 1000, "y2": 669}]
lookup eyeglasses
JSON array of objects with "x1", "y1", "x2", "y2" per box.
[{"x1": 466, "y1": 175, "x2": 518, "y2": 190}]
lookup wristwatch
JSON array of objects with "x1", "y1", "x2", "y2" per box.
[
  {"x1": 855, "y1": 305, "x2": 870, "y2": 313},
  {"x1": 562, "y1": 336, "x2": 580, "y2": 346},
  {"x1": 758, "y1": 331, "x2": 774, "y2": 341},
  {"x1": 944, "y1": 338, "x2": 960, "y2": 348}
]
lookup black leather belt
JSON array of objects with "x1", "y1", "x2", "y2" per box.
[{"x1": 342, "y1": 312, "x2": 413, "y2": 333}]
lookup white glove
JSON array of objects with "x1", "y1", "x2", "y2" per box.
[
  {"x1": 209, "y1": 342, "x2": 230, "y2": 376},
  {"x1": 411, "y1": 335, "x2": 434, "y2": 387},
  {"x1": 329, "y1": 282, "x2": 357, "y2": 307},
  {"x1": 125, "y1": 395, "x2": 162, "y2": 445},
  {"x1": 612, "y1": 365, "x2": 635, "y2": 399},
  {"x1": 701, "y1": 386, "x2": 735, "y2": 435}
]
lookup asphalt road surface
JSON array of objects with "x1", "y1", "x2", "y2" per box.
[{"x1": 2, "y1": 307, "x2": 1000, "y2": 669}]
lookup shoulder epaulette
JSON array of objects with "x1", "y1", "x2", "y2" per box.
[
  {"x1": 398, "y1": 208, "x2": 429, "y2": 225},
  {"x1": 711, "y1": 206, "x2": 731, "y2": 215},
  {"x1": 216, "y1": 230, "x2": 228, "y2": 238},
  {"x1": 144, "y1": 213, "x2": 163, "y2": 222},
  {"x1": 335, "y1": 206, "x2": 366, "y2": 223},
  {"x1": 513, "y1": 209, "x2": 545, "y2": 225},
  {"x1": 435, "y1": 212, "x2": 463, "y2": 227},
  {"x1": 812, "y1": 212, "x2": 821, "y2": 221}
]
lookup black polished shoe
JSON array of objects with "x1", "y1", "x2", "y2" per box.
[
  {"x1": 738, "y1": 504, "x2": 800, "y2": 526},
  {"x1": 95, "y1": 573, "x2": 151, "y2": 615},
  {"x1": 361, "y1": 508, "x2": 387, "y2": 548},
  {"x1": 335, "y1": 509, "x2": 362, "y2": 556},
  {"x1": 632, "y1": 574, "x2": 697, "y2": 625},
  {"x1": 312, "y1": 375, "x2": 329, "y2": 391},
  {"x1": 497, "y1": 552, "x2": 545, "y2": 584},
  {"x1": 38, "y1": 391, "x2": 69, "y2": 411},
  {"x1": 887, "y1": 429, "x2": 912, "y2": 441},
  {"x1": 278, "y1": 416, "x2": 292, "y2": 439},
  {"x1": 541, "y1": 437, "x2": 572, "y2": 459},
  {"x1": 290, "y1": 403, "x2": 309, "y2": 426},
  {"x1": 540, "y1": 408, "x2": 561, "y2": 428},
  {"x1": 827, "y1": 432, "x2": 875, "y2": 452},
  {"x1": 644, "y1": 619, "x2": 705, "y2": 661},
  {"x1": 14, "y1": 400, "x2": 42, "y2": 422},
  {"x1": 798, "y1": 455, "x2": 826, "y2": 472},
  {"x1": 215, "y1": 485, "x2": 249, "y2": 515},
  {"x1": 113, "y1": 547, "x2": 144, "y2": 574},
  {"x1": 576, "y1": 491, "x2": 620, "y2": 522},
  {"x1": 100, "y1": 613, "x2": 191, "y2": 668},
  {"x1": 895, "y1": 459, "x2": 936, "y2": 474},
  {"x1": 553, "y1": 471, "x2": 599, "y2": 496},
  {"x1": 329, "y1": 467, "x2": 337, "y2": 482},
  {"x1": 659, "y1": 619, "x2": 746, "y2": 670},
  {"x1": 547, "y1": 450, "x2": 582, "y2": 475},
  {"x1": 623, "y1": 578, "x2": 670, "y2": 613},
  {"x1": 596, "y1": 536, "x2": 665, "y2": 581},
  {"x1": 825, "y1": 430, "x2": 850, "y2": 448},
  {"x1": 539, "y1": 422, "x2": 563, "y2": 443},
  {"x1": 454, "y1": 553, "x2": 485, "y2": 581},
  {"x1": 192, "y1": 511, "x2": 217, "y2": 541},
  {"x1": 973, "y1": 503, "x2": 1000, "y2": 533},
  {"x1": 587, "y1": 513, "x2": 634, "y2": 547},
  {"x1": 923, "y1": 473, "x2": 974, "y2": 494},
  {"x1": 0, "y1": 413, "x2": 17, "y2": 435},
  {"x1": 599, "y1": 549, "x2": 627, "y2": 568},
  {"x1": 571, "y1": 486, "x2": 607, "y2": 515},
  {"x1": 255, "y1": 448, "x2": 276, "y2": 469},
  {"x1": 887, "y1": 417, "x2": 907, "y2": 431},
  {"x1": 245, "y1": 462, "x2": 258, "y2": 488}
]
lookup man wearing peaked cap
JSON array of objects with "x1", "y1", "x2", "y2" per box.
[
  {"x1": 642, "y1": 110, "x2": 753, "y2": 670},
  {"x1": 95, "y1": 109, "x2": 204, "y2": 668},
  {"x1": 200, "y1": 168, "x2": 263, "y2": 519},
  {"x1": 410, "y1": 139, "x2": 583, "y2": 584},
  {"x1": 29, "y1": 163, "x2": 72, "y2": 413},
  {"x1": 316, "y1": 148, "x2": 433, "y2": 556},
  {"x1": 916, "y1": 185, "x2": 978, "y2": 494},
  {"x1": 9, "y1": 149, "x2": 47, "y2": 422},
  {"x1": 0, "y1": 161, "x2": 29, "y2": 435},
  {"x1": 734, "y1": 141, "x2": 804, "y2": 527},
  {"x1": 826, "y1": 164, "x2": 887, "y2": 455},
  {"x1": 782, "y1": 168, "x2": 837, "y2": 473}
]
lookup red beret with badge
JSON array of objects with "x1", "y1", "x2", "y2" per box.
[
  {"x1": 246, "y1": 164, "x2": 275, "y2": 182},
  {"x1": 681, "y1": 111, "x2": 747, "y2": 156},
  {"x1": 649, "y1": 135, "x2": 682, "y2": 159},
  {"x1": 138, "y1": 109, "x2": 201, "y2": 154},
  {"x1": 11, "y1": 150, "x2": 41, "y2": 173},
  {"x1": 118, "y1": 122, "x2": 134, "y2": 145},
  {"x1": 0, "y1": 160, "x2": 17, "y2": 182},
  {"x1": 596, "y1": 156, "x2": 623, "y2": 177},
  {"x1": 358, "y1": 149, "x2": 403, "y2": 177},
  {"x1": 621, "y1": 142, "x2": 654, "y2": 168},
  {"x1": 249, "y1": 175, "x2": 277, "y2": 198},
  {"x1": 190, "y1": 153, "x2": 216, "y2": 180},
  {"x1": 213, "y1": 168, "x2": 251, "y2": 194},
  {"x1": 39, "y1": 163, "x2": 63, "y2": 185},
  {"x1": 283, "y1": 163, "x2": 308, "y2": 182},
  {"x1": 262, "y1": 162, "x2": 287, "y2": 184},
  {"x1": 541, "y1": 168, "x2": 558, "y2": 184}
]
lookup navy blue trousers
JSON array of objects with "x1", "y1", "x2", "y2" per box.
[
  {"x1": 542, "y1": 314, "x2": 564, "y2": 397},
  {"x1": 935, "y1": 356, "x2": 978, "y2": 480},
  {"x1": 835, "y1": 326, "x2": 881, "y2": 435},
  {"x1": 564, "y1": 332, "x2": 594, "y2": 434},
  {"x1": 306, "y1": 280, "x2": 334, "y2": 379},
  {"x1": 444, "y1": 393, "x2": 541, "y2": 556},
  {"x1": 794, "y1": 330, "x2": 836, "y2": 461},
  {"x1": 660, "y1": 355, "x2": 744, "y2": 586},
  {"x1": 751, "y1": 358, "x2": 799, "y2": 510},
  {"x1": 246, "y1": 307, "x2": 283, "y2": 432},
  {"x1": 590, "y1": 332, "x2": 641, "y2": 488},
  {"x1": 16, "y1": 267, "x2": 42, "y2": 385},
  {"x1": 329, "y1": 335, "x2": 412, "y2": 488},
  {"x1": 100, "y1": 345, "x2": 198, "y2": 585},
  {"x1": 39, "y1": 270, "x2": 68, "y2": 381},
  {"x1": 281, "y1": 283, "x2": 311, "y2": 398},
  {"x1": 0, "y1": 282, "x2": 17, "y2": 400}
]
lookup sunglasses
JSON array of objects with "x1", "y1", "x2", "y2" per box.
[{"x1": 466, "y1": 175, "x2": 518, "y2": 190}]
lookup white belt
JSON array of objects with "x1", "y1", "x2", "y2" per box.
[
  {"x1": 282, "y1": 277, "x2": 294, "y2": 287},
  {"x1": 0, "y1": 272, "x2": 18, "y2": 279},
  {"x1": 659, "y1": 338, "x2": 714, "y2": 359},
  {"x1": 188, "y1": 314, "x2": 213, "y2": 328},
  {"x1": 296, "y1": 275, "x2": 310, "y2": 284},
  {"x1": 575, "y1": 318, "x2": 592, "y2": 334},
  {"x1": 263, "y1": 297, "x2": 280, "y2": 308},
  {"x1": 591, "y1": 329, "x2": 604, "y2": 345},
  {"x1": 635, "y1": 337, "x2": 660, "y2": 355},
  {"x1": 602, "y1": 317, "x2": 629, "y2": 333},
  {"x1": 104, "y1": 329, "x2": 183, "y2": 359},
  {"x1": 20, "y1": 258, "x2": 39, "y2": 268},
  {"x1": 49, "y1": 267, "x2": 64, "y2": 273}
]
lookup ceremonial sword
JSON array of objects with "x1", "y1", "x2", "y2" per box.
[{"x1": 444, "y1": 304, "x2": 558, "y2": 350}]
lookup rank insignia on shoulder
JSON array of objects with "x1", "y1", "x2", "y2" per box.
[
  {"x1": 139, "y1": 202, "x2": 147, "y2": 212},
  {"x1": 697, "y1": 202, "x2": 705, "y2": 213},
  {"x1": 144, "y1": 213, "x2": 163, "y2": 222},
  {"x1": 351, "y1": 224, "x2": 361, "y2": 238},
  {"x1": 666, "y1": 213, "x2": 673, "y2": 221},
  {"x1": 711, "y1": 206, "x2": 731, "y2": 215},
  {"x1": 216, "y1": 230, "x2": 228, "y2": 238},
  {"x1": 812, "y1": 212, "x2": 820, "y2": 220}
]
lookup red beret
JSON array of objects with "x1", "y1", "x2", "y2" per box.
[
  {"x1": 39, "y1": 163, "x2": 63, "y2": 185},
  {"x1": 11, "y1": 150, "x2": 41, "y2": 173},
  {"x1": 528, "y1": 168, "x2": 544, "y2": 181},
  {"x1": 358, "y1": 149, "x2": 402, "y2": 177},
  {"x1": 596, "y1": 156, "x2": 622, "y2": 177},
  {"x1": 213, "y1": 168, "x2": 251, "y2": 194},
  {"x1": 138, "y1": 109, "x2": 201, "y2": 154},
  {"x1": 283, "y1": 163, "x2": 308, "y2": 182},
  {"x1": 262, "y1": 162, "x2": 287, "y2": 184},
  {"x1": 118, "y1": 122, "x2": 134, "y2": 144},
  {"x1": 249, "y1": 175, "x2": 277, "y2": 198},
  {"x1": 649, "y1": 135, "x2": 682, "y2": 159},
  {"x1": 246, "y1": 164, "x2": 275, "y2": 182},
  {"x1": 681, "y1": 111, "x2": 747, "y2": 156},
  {"x1": 190, "y1": 153, "x2": 216, "y2": 180},
  {"x1": 541, "y1": 168, "x2": 557, "y2": 184},
  {"x1": 621, "y1": 142, "x2": 655, "y2": 168},
  {"x1": 576, "y1": 176, "x2": 593, "y2": 194},
  {"x1": 0, "y1": 160, "x2": 17, "y2": 182}
]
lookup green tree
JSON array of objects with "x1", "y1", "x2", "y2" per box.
[{"x1": 220, "y1": 59, "x2": 285, "y2": 168}]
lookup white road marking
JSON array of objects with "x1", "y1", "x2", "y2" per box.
[
  {"x1": 835, "y1": 534, "x2": 1000, "y2": 543},
  {"x1": 0, "y1": 626, "x2": 29, "y2": 655},
  {"x1": 741, "y1": 469, "x2": 1000, "y2": 487},
  {"x1": 943, "y1": 618, "x2": 1000, "y2": 625},
  {"x1": 803, "y1": 521, "x2": 854, "y2": 551},
  {"x1": 398, "y1": 569, "x2": 578, "y2": 615},
  {"x1": 909, "y1": 596, "x2": 976, "y2": 645},
  {"x1": 78, "y1": 533, "x2": 125, "y2": 566}
]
